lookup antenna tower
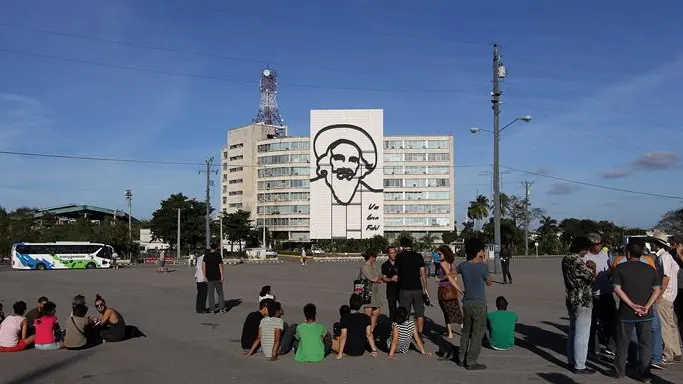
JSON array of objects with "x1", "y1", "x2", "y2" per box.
[{"x1": 253, "y1": 68, "x2": 286, "y2": 137}]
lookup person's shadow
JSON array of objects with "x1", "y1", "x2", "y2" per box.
[
  {"x1": 423, "y1": 316, "x2": 460, "y2": 362},
  {"x1": 208, "y1": 299, "x2": 242, "y2": 314}
]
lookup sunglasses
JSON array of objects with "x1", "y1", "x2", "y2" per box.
[{"x1": 95, "y1": 304, "x2": 105, "y2": 308}]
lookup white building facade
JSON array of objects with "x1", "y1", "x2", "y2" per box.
[{"x1": 220, "y1": 109, "x2": 455, "y2": 242}]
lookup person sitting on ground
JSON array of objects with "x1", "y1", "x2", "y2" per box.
[
  {"x1": 0, "y1": 301, "x2": 35, "y2": 352},
  {"x1": 333, "y1": 305, "x2": 351, "y2": 341},
  {"x1": 65, "y1": 303, "x2": 96, "y2": 350},
  {"x1": 246, "y1": 299, "x2": 283, "y2": 360},
  {"x1": 34, "y1": 301, "x2": 64, "y2": 350},
  {"x1": 295, "y1": 303, "x2": 329, "y2": 363},
  {"x1": 241, "y1": 299, "x2": 271, "y2": 351},
  {"x1": 0, "y1": 303, "x2": 5, "y2": 323},
  {"x1": 25, "y1": 296, "x2": 48, "y2": 335},
  {"x1": 333, "y1": 294, "x2": 379, "y2": 359},
  {"x1": 486, "y1": 296, "x2": 518, "y2": 351},
  {"x1": 387, "y1": 306, "x2": 431, "y2": 359},
  {"x1": 275, "y1": 302, "x2": 297, "y2": 355},
  {"x1": 93, "y1": 294, "x2": 126, "y2": 342},
  {"x1": 259, "y1": 286, "x2": 275, "y2": 303},
  {"x1": 71, "y1": 294, "x2": 86, "y2": 316}
]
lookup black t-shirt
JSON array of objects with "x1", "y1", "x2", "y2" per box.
[
  {"x1": 202, "y1": 252, "x2": 223, "y2": 281},
  {"x1": 340, "y1": 312, "x2": 371, "y2": 356},
  {"x1": 396, "y1": 250, "x2": 425, "y2": 291},
  {"x1": 613, "y1": 260, "x2": 661, "y2": 321},
  {"x1": 381, "y1": 260, "x2": 398, "y2": 294},
  {"x1": 241, "y1": 311, "x2": 264, "y2": 349}
]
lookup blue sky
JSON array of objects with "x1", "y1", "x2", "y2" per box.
[{"x1": 1, "y1": 0, "x2": 682, "y2": 228}]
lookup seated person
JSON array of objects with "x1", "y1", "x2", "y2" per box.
[
  {"x1": 295, "y1": 303, "x2": 329, "y2": 363},
  {"x1": 71, "y1": 294, "x2": 86, "y2": 316},
  {"x1": 333, "y1": 305, "x2": 351, "y2": 340},
  {"x1": 0, "y1": 301, "x2": 35, "y2": 352},
  {"x1": 246, "y1": 300, "x2": 283, "y2": 360},
  {"x1": 259, "y1": 285, "x2": 275, "y2": 304},
  {"x1": 387, "y1": 306, "x2": 431, "y2": 359},
  {"x1": 24, "y1": 296, "x2": 48, "y2": 336},
  {"x1": 486, "y1": 296, "x2": 518, "y2": 351},
  {"x1": 65, "y1": 303, "x2": 96, "y2": 350},
  {"x1": 0, "y1": 303, "x2": 5, "y2": 323},
  {"x1": 34, "y1": 301, "x2": 64, "y2": 350},
  {"x1": 93, "y1": 294, "x2": 126, "y2": 342},
  {"x1": 276, "y1": 302, "x2": 297, "y2": 355},
  {"x1": 333, "y1": 294, "x2": 378, "y2": 359},
  {"x1": 241, "y1": 299, "x2": 271, "y2": 351}
]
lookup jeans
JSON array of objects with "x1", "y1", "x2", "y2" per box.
[
  {"x1": 196, "y1": 282, "x2": 208, "y2": 313},
  {"x1": 386, "y1": 288, "x2": 399, "y2": 321},
  {"x1": 651, "y1": 304, "x2": 663, "y2": 363},
  {"x1": 459, "y1": 302, "x2": 487, "y2": 366},
  {"x1": 567, "y1": 306, "x2": 592, "y2": 370},
  {"x1": 501, "y1": 259, "x2": 512, "y2": 283},
  {"x1": 615, "y1": 320, "x2": 653, "y2": 378},
  {"x1": 207, "y1": 280, "x2": 225, "y2": 312}
]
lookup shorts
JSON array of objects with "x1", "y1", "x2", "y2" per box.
[
  {"x1": 400, "y1": 290, "x2": 425, "y2": 318},
  {"x1": 0, "y1": 339, "x2": 27, "y2": 352},
  {"x1": 35, "y1": 342, "x2": 60, "y2": 351}
]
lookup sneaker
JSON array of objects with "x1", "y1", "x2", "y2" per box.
[
  {"x1": 650, "y1": 361, "x2": 667, "y2": 370},
  {"x1": 572, "y1": 367, "x2": 595, "y2": 374},
  {"x1": 466, "y1": 364, "x2": 487, "y2": 371},
  {"x1": 604, "y1": 349, "x2": 615, "y2": 357}
]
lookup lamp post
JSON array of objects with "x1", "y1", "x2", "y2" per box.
[
  {"x1": 470, "y1": 115, "x2": 531, "y2": 273},
  {"x1": 218, "y1": 212, "x2": 224, "y2": 259}
]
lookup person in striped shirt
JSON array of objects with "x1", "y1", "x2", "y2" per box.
[
  {"x1": 387, "y1": 306, "x2": 431, "y2": 359},
  {"x1": 245, "y1": 300, "x2": 283, "y2": 361}
]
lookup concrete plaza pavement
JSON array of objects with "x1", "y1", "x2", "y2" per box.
[{"x1": 1, "y1": 258, "x2": 681, "y2": 384}]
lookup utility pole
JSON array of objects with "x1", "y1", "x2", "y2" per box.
[
  {"x1": 491, "y1": 43, "x2": 503, "y2": 274},
  {"x1": 522, "y1": 181, "x2": 534, "y2": 257},
  {"x1": 177, "y1": 208, "x2": 181, "y2": 258},
  {"x1": 219, "y1": 212, "x2": 224, "y2": 259},
  {"x1": 199, "y1": 157, "x2": 217, "y2": 251},
  {"x1": 125, "y1": 189, "x2": 133, "y2": 240}
]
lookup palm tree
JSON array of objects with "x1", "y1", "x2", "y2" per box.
[
  {"x1": 489, "y1": 192, "x2": 510, "y2": 217},
  {"x1": 467, "y1": 195, "x2": 490, "y2": 229},
  {"x1": 539, "y1": 216, "x2": 558, "y2": 235}
]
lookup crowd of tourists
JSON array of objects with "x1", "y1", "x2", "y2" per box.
[
  {"x1": 0, "y1": 294, "x2": 128, "y2": 352},
  {"x1": 561, "y1": 230, "x2": 683, "y2": 382}
]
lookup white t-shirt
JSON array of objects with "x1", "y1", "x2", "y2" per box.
[
  {"x1": 259, "y1": 294, "x2": 274, "y2": 303},
  {"x1": 0, "y1": 315, "x2": 23, "y2": 347},
  {"x1": 584, "y1": 250, "x2": 612, "y2": 295},
  {"x1": 194, "y1": 255, "x2": 206, "y2": 283},
  {"x1": 658, "y1": 249, "x2": 679, "y2": 302},
  {"x1": 259, "y1": 317, "x2": 284, "y2": 358}
]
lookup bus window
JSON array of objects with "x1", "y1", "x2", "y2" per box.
[{"x1": 100, "y1": 246, "x2": 111, "y2": 259}]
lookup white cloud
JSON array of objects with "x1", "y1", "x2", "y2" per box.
[{"x1": 632, "y1": 151, "x2": 679, "y2": 170}]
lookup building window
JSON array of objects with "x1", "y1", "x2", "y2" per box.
[
  {"x1": 384, "y1": 166, "x2": 403, "y2": 175},
  {"x1": 290, "y1": 153, "x2": 310, "y2": 163},
  {"x1": 258, "y1": 154, "x2": 290, "y2": 165},
  {"x1": 222, "y1": 197, "x2": 227, "y2": 204},
  {"x1": 383, "y1": 179, "x2": 402, "y2": 188},
  {"x1": 229, "y1": 155, "x2": 243, "y2": 161},
  {"x1": 257, "y1": 141, "x2": 309, "y2": 152},
  {"x1": 228, "y1": 203, "x2": 243, "y2": 209},
  {"x1": 384, "y1": 192, "x2": 403, "y2": 201},
  {"x1": 405, "y1": 192, "x2": 427, "y2": 200},
  {"x1": 229, "y1": 179, "x2": 243, "y2": 184},
  {"x1": 427, "y1": 166, "x2": 449, "y2": 175},
  {"x1": 404, "y1": 153, "x2": 426, "y2": 162},
  {"x1": 427, "y1": 140, "x2": 449, "y2": 149},
  {"x1": 229, "y1": 143, "x2": 244, "y2": 149},
  {"x1": 228, "y1": 191, "x2": 243, "y2": 196},
  {"x1": 222, "y1": 186, "x2": 227, "y2": 193},
  {"x1": 384, "y1": 140, "x2": 403, "y2": 149},
  {"x1": 384, "y1": 153, "x2": 402, "y2": 162},
  {"x1": 404, "y1": 140, "x2": 425, "y2": 149},
  {"x1": 222, "y1": 174, "x2": 227, "y2": 181},
  {"x1": 404, "y1": 179, "x2": 426, "y2": 188},
  {"x1": 384, "y1": 204, "x2": 403, "y2": 213},
  {"x1": 222, "y1": 151, "x2": 228, "y2": 159},
  {"x1": 427, "y1": 178, "x2": 449, "y2": 187},
  {"x1": 385, "y1": 218, "x2": 404, "y2": 227},
  {"x1": 405, "y1": 166, "x2": 426, "y2": 175},
  {"x1": 428, "y1": 191, "x2": 450, "y2": 200},
  {"x1": 427, "y1": 153, "x2": 449, "y2": 161},
  {"x1": 229, "y1": 167, "x2": 243, "y2": 173}
]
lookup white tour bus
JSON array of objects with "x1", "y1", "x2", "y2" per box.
[{"x1": 11, "y1": 242, "x2": 115, "y2": 270}]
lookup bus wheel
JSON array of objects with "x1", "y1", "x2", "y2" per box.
[
  {"x1": 36, "y1": 263, "x2": 46, "y2": 270},
  {"x1": 86, "y1": 263, "x2": 96, "y2": 270}
]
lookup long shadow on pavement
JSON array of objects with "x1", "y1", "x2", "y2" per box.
[
  {"x1": 5, "y1": 350, "x2": 98, "y2": 384},
  {"x1": 536, "y1": 372, "x2": 579, "y2": 384}
]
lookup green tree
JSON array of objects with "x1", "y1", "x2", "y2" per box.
[
  {"x1": 538, "y1": 216, "x2": 558, "y2": 235},
  {"x1": 442, "y1": 229, "x2": 458, "y2": 244},
  {"x1": 467, "y1": 195, "x2": 490, "y2": 227},
  {"x1": 489, "y1": 192, "x2": 510, "y2": 217},
  {"x1": 365, "y1": 235, "x2": 389, "y2": 254},
  {"x1": 0, "y1": 206, "x2": 10, "y2": 258},
  {"x1": 150, "y1": 193, "x2": 208, "y2": 254},
  {"x1": 396, "y1": 231, "x2": 414, "y2": 246},
  {"x1": 657, "y1": 207, "x2": 683, "y2": 235},
  {"x1": 222, "y1": 210, "x2": 253, "y2": 251}
]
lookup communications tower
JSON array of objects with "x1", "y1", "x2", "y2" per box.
[{"x1": 253, "y1": 68, "x2": 286, "y2": 137}]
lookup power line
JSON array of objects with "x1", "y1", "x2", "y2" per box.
[
  {"x1": 0, "y1": 47, "x2": 474, "y2": 94},
  {"x1": 501, "y1": 165, "x2": 683, "y2": 200}
]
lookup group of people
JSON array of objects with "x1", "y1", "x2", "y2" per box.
[
  {"x1": 0, "y1": 294, "x2": 127, "y2": 352},
  {"x1": 562, "y1": 230, "x2": 683, "y2": 382},
  {"x1": 232, "y1": 237, "x2": 518, "y2": 368}
]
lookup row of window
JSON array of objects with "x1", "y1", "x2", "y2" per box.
[
  {"x1": 385, "y1": 204, "x2": 450, "y2": 214},
  {"x1": 258, "y1": 179, "x2": 310, "y2": 190},
  {"x1": 229, "y1": 179, "x2": 243, "y2": 185},
  {"x1": 15, "y1": 244, "x2": 108, "y2": 256},
  {"x1": 384, "y1": 139, "x2": 449, "y2": 150},
  {"x1": 257, "y1": 205, "x2": 310, "y2": 214},
  {"x1": 257, "y1": 141, "x2": 309, "y2": 153},
  {"x1": 228, "y1": 191, "x2": 242, "y2": 196},
  {"x1": 228, "y1": 203, "x2": 242, "y2": 209},
  {"x1": 385, "y1": 153, "x2": 450, "y2": 162},
  {"x1": 258, "y1": 153, "x2": 310, "y2": 165},
  {"x1": 258, "y1": 167, "x2": 309, "y2": 178},
  {"x1": 385, "y1": 217, "x2": 451, "y2": 227},
  {"x1": 229, "y1": 155, "x2": 243, "y2": 161},
  {"x1": 229, "y1": 143, "x2": 244, "y2": 150},
  {"x1": 256, "y1": 218, "x2": 310, "y2": 226},
  {"x1": 384, "y1": 191, "x2": 450, "y2": 200},
  {"x1": 229, "y1": 167, "x2": 243, "y2": 173},
  {"x1": 383, "y1": 178, "x2": 449, "y2": 188},
  {"x1": 258, "y1": 192, "x2": 310, "y2": 202},
  {"x1": 384, "y1": 166, "x2": 450, "y2": 175}
]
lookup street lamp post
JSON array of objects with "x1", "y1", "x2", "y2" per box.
[{"x1": 219, "y1": 212, "x2": 224, "y2": 259}]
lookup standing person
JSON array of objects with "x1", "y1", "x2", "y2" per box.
[
  {"x1": 670, "y1": 236, "x2": 683, "y2": 356},
  {"x1": 360, "y1": 250, "x2": 383, "y2": 333},
  {"x1": 435, "y1": 245, "x2": 463, "y2": 339},
  {"x1": 500, "y1": 241, "x2": 512, "y2": 285},
  {"x1": 585, "y1": 233, "x2": 616, "y2": 358},
  {"x1": 294, "y1": 303, "x2": 329, "y2": 363},
  {"x1": 301, "y1": 247, "x2": 307, "y2": 267},
  {"x1": 649, "y1": 230, "x2": 681, "y2": 363},
  {"x1": 457, "y1": 238, "x2": 492, "y2": 370},
  {"x1": 395, "y1": 237, "x2": 428, "y2": 339},
  {"x1": 194, "y1": 253, "x2": 207, "y2": 314},
  {"x1": 612, "y1": 242, "x2": 661, "y2": 382},
  {"x1": 202, "y1": 245, "x2": 226, "y2": 314},
  {"x1": 157, "y1": 249, "x2": 167, "y2": 273},
  {"x1": 561, "y1": 236, "x2": 596, "y2": 374},
  {"x1": 382, "y1": 246, "x2": 400, "y2": 321}
]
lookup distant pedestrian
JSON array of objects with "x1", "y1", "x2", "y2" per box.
[
  {"x1": 194, "y1": 254, "x2": 207, "y2": 314},
  {"x1": 301, "y1": 248, "x2": 307, "y2": 267},
  {"x1": 157, "y1": 250, "x2": 167, "y2": 273},
  {"x1": 500, "y1": 242, "x2": 512, "y2": 284},
  {"x1": 202, "y1": 245, "x2": 225, "y2": 314}
]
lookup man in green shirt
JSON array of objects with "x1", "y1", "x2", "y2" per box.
[
  {"x1": 295, "y1": 303, "x2": 329, "y2": 363},
  {"x1": 487, "y1": 296, "x2": 518, "y2": 351}
]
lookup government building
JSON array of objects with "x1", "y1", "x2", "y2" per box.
[{"x1": 220, "y1": 109, "x2": 454, "y2": 243}]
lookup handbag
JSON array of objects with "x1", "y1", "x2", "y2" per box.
[
  {"x1": 353, "y1": 270, "x2": 372, "y2": 304},
  {"x1": 438, "y1": 283, "x2": 459, "y2": 302}
]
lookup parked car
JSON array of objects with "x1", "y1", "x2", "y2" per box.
[
  {"x1": 265, "y1": 249, "x2": 278, "y2": 258},
  {"x1": 311, "y1": 248, "x2": 325, "y2": 255}
]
